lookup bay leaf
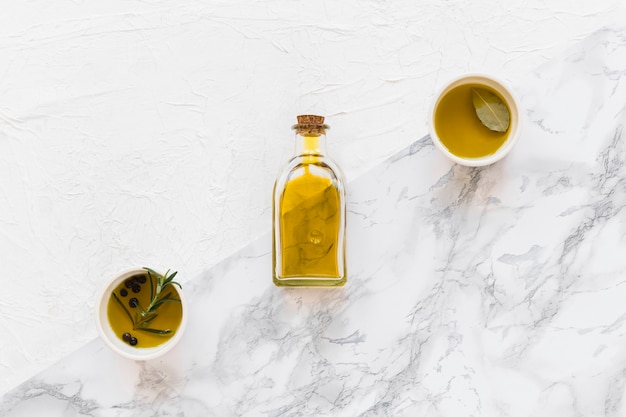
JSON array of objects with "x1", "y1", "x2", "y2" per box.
[{"x1": 471, "y1": 87, "x2": 510, "y2": 132}]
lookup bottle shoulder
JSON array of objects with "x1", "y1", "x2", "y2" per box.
[
  {"x1": 273, "y1": 155, "x2": 346, "y2": 199},
  {"x1": 280, "y1": 155, "x2": 345, "y2": 181}
]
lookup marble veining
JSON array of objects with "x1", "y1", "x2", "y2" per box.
[{"x1": 2, "y1": 26, "x2": 626, "y2": 417}]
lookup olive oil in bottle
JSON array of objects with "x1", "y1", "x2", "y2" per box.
[{"x1": 272, "y1": 115, "x2": 346, "y2": 287}]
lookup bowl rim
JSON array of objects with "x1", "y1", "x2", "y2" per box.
[
  {"x1": 95, "y1": 266, "x2": 188, "y2": 361},
  {"x1": 428, "y1": 73, "x2": 523, "y2": 167}
]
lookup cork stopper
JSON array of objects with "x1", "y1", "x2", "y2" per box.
[
  {"x1": 297, "y1": 115, "x2": 325, "y2": 125},
  {"x1": 292, "y1": 114, "x2": 329, "y2": 135}
]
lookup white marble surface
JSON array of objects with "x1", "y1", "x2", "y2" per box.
[
  {"x1": 2, "y1": 25, "x2": 626, "y2": 416},
  {"x1": 3, "y1": 1, "x2": 626, "y2": 395}
]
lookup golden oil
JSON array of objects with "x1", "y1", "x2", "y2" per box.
[
  {"x1": 272, "y1": 115, "x2": 346, "y2": 287},
  {"x1": 434, "y1": 83, "x2": 511, "y2": 158},
  {"x1": 107, "y1": 272, "x2": 182, "y2": 348}
]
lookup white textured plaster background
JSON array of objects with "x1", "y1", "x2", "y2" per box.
[{"x1": 1, "y1": 0, "x2": 625, "y2": 395}]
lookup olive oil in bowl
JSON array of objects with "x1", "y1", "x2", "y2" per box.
[
  {"x1": 430, "y1": 74, "x2": 521, "y2": 167},
  {"x1": 95, "y1": 267, "x2": 187, "y2": 361},
  {"x1": 434, "y1": 83, "x2": 510, "y2": 158},
  {"x1": 107, "y1": 270, "x2": 183, "y2": 348}
]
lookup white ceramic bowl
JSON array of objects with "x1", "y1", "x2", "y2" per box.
[
  {"x1": 429, "y1": 73, "x2": 522, "y2": 167},
  {"x1": 95, "y1": 267, "x2": 188, "y2": 361}
]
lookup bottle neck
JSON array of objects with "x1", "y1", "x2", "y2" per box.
[{"x1": 295, "y1": 132, "x2": 327, "y2": 157}]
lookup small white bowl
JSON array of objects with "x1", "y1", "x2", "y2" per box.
[
  {"x1": 95, "y1": 267, "x2": 188, "y2": 361},
  {"x1": 429, "y1": 73, "x2": 522, "y2": 167}
]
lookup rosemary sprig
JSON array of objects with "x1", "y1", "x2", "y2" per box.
[
  {"x1": 112, "y1": 268, "x2": 182, "y2": 336},
  {"x1": 112, "y1": 292, "x2": 134, "y2": 324}
]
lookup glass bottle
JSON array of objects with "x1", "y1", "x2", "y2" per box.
[{"x1": 272, "y1": 115, "x2": 347, "y2": 287}]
